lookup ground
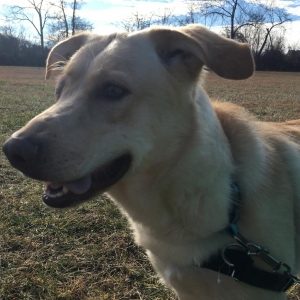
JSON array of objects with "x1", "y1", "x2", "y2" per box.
[{"x1": 0, "y1": 66, "x2": 299, "y2": 299}]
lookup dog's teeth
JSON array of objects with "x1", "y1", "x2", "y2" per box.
[
  {"x1": 45, "y1": 190, "x2": 62, "y2": 198},
  {"x1": 48, "y1": 182, "x2": 62, "y2": 189},
  {"x1": 53, "y1": 191, "x2": 64, "y2": 198},
  {"x1": 44, "y1": 183, "x2": 70, "y2": 199},
  {"x1": 63, "y1": 186, "x2": 69, "y2": 194},
  {"x1": 43, "y1": 183, "x2": 71, "y2": 199}
]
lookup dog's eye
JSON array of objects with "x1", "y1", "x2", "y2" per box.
[
  {"x1": 91, "y1": 83, "x2": 130, "y2": 101},
  {"x1": 101, "y1": 83, "x2": 130, "y2": 100}
]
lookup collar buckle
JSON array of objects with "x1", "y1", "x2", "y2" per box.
[{"x1": 222, "y1": 181, "x2": 300, "y2": 292}]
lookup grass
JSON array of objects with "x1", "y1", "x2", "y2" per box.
[{"x1": 0, "y1": 66, "x2": 300, "y2": 299}]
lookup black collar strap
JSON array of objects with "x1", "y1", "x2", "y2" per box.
[{"x1": 201, "y1": 182, "x2": 300, "y2": 292}]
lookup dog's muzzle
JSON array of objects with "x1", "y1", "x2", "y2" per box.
[
  {"x1": 42, "y1": 153, "x2": 132, "y2": 208},
  {"x1": 3, "y1": 136, "x2": 132, "y2": 208}
]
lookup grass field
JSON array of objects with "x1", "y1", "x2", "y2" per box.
[{"x1": 0, "y1": 66, "x2": 299, "y2": 299}]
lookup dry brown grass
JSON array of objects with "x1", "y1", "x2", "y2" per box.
[
  {"x1": 205, "y1": 71, "x2": 300, "y2": 121},
  {"x1": 0, "y1": 67, "x2": 299, "y2": 299}
]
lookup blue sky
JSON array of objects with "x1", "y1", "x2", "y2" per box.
[
  {"x1": 79, "y1": 0, "x2": 300, "y2": 47},
  {"x1": 77, "y1": 0, "x2": 190, "y2": 32},
  {"x1": 0, "y1": 0, "x2": 300, "y2": 47}
]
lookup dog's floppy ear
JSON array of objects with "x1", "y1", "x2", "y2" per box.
[
  {"x1": 45, "y1": 33, "x2": 92, "y2": 79},
  {"x1": 149, "y1": 25, "x2": 254, "y2": 80}
]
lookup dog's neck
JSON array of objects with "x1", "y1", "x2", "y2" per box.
[{"x1": 109, "y1": 88, "x2": 234, "y2": 247}]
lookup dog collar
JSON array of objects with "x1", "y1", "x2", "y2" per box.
[{"x1": 201, "y1": 182, "x2": 300, "y2": 292}]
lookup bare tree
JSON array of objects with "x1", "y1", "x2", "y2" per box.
[
  {"x1": 69, "y1": 0, "x2": 92, "y2": 35},
  {"x1": 71, "y1": 0, "x2": 77, "y2": 35},
  {"x1": 153, "y1": 8, "x2": 174, "y2": 26},
  {"x1": 177, "y1": 0, "x2": 206, "y2": 25},
  {"x1": 255, "y1": 2, "x2": 290, "y2": 58},
  {"x1": 49, "y1": 0, "x2": 69, "y2": 39},
  {"x1": 6, "y1": 0, "x2": 52, "y2": 50},
  {"x1": 48, "y1": 0, "x2": 93, "y2": 42},
  {"x1": 0, "y1": 24, "x2": 15, "y2": 37},
  {"x1": 194, "y1": 0, "x2": 257, "y2": 39},
  {"x1": 119, "y1": 9, "x2": 177, "y2": 32},
  {"x1": 119, "y1": 11, "x2": 153, "y2": 32},
  {"x1": 188, "y1": 0, "x2": 290, "y2": 60},
  {"x1": 191, "y1": 0, "x2": 289, "y2": 43},
  {"x1": 236, "y1": 1, "x2": 291, "y2": 59}
]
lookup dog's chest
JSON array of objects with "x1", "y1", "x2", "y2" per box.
[{"x1": 132, "y1": 218, "x2": 231, "y2": 269}]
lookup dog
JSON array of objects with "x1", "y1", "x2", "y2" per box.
[{"x1": 3, "y1": 25, "x2": 300, "y2": 300}]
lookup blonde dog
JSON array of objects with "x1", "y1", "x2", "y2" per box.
[{"x1": 3, "y1": 25, "x2": 300, "y2": 300}]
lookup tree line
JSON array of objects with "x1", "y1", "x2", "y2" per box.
[
  {"x1": 0, "y1": 0, "x2": 299, "y2": 71},
  {"x1": 0, "y1": 0, "x2": 92, "y2": 66}
]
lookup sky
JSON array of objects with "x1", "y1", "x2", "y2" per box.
[{"x1": 0, "y1": 0, "x2": 300, "y2": 47}]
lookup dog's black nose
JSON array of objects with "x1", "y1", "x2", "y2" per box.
[{"x1": 3, "y1": 137, "x2": 39, "y2": 174}]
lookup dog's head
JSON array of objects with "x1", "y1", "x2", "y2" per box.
[{"x1": 3, "y1": 25, "x2": 254, "y2": 208}]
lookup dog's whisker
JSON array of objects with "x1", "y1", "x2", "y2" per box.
[{"x1": 48, "y1": 60, "x2": 67, "y2": 73}]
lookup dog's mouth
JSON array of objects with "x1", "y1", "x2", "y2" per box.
[{"x1": 42, "y1": 153, "x2": 132, "y2": 208}]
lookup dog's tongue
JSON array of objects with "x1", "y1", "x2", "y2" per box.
[{"x1": 65, "y1": 176, "x2": 92, "y2": 195}]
